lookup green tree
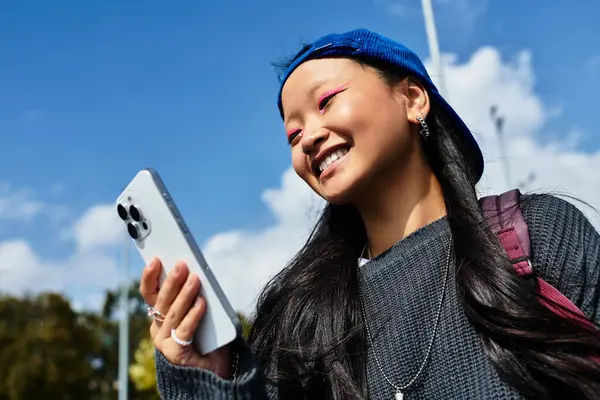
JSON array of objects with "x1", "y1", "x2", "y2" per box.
[
  {"x1": 0, "y1": 293, "x2": 101, "y2": 400},
  {"x1": 0, "y1": 281, "x2": 169, "y2": 400},
  {"x1": 129, "y1": 336, "x2": 159, "y2": 399}
]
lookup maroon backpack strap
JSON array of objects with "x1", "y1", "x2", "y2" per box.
[
  {"x1": 480, "y1": 189, "x2": 532, "y2": 276},
  {"x1": 479, "y1": 189, "x2": 594, "y2": 329}
]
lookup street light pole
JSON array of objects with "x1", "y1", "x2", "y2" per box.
[
  {"x1": 118, "y1": 235, "x2": 131, "y2": 400},
  {"x1": 421, "y1": 0, "x2": 447, "y2": 95},
  {"x1": 490, "y1": 105, "x2": 511, "y2": 188}
]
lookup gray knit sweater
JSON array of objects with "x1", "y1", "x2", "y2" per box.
[{"x1": 155, "y1": 194, "x2": 600, "y2": 399}]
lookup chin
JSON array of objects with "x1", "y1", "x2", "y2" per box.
[
  {"x1": 322, "y1": 193, "x2": 352, "y2": 205},
  {"x1": 319, "y1": 179, "x2": 361, "y2": 205}
]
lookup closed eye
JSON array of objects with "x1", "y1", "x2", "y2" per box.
[
  {"x1": 318, "y1": 83, "x2": 350, "y2": 112},
  {"x1": 318, "y1": 94, "x2": 335, "y2": 111},
  {"x1": 287, "y1": 129, "x2": 302, "y2": 145}
]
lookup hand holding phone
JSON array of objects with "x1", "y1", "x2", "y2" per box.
[{"x1": 139, "y1": 258, "x2": 233, "y2": 378}]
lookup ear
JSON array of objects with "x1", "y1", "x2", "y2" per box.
[{"x1": 399, "y1": 77, "x2": 431, "y2": 123}]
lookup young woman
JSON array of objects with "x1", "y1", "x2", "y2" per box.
[{"x1": 140, "y1": 29, "x2": 600, "y2": 399}]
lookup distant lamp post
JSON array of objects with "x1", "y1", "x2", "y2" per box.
[
  {"x1": 517, "y1": 172, "x2": 537, "y2": 192},
  {"x1": 489, "y1": 105, "x2": 511, "y2": 188},
  {"x1": 118, "y1": 235, "x2": 131, "y2": 400}
]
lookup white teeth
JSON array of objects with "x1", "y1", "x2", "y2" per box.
[{"x1": 319, "y1": 148, "x2": 349, "y2": 173}]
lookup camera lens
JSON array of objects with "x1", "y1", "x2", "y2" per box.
[
  {"x1": 127, "y1": 222, "x2": 140, "y2": 240},
  {"x1": 117, "y1": 204, "x2": 128, "y2": 220},
  {"x1": 129, "y1": 205, "x2": 142, "y2": 222}
]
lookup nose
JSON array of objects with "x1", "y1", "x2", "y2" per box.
[{"x1": 300, "y1": 127, "x2": 329, "y2": 155}]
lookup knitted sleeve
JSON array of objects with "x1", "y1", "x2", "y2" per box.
[
  {"x1": 521, "y1": 193, "x2": 600, "y2": 324},
  {"x1": 155, "y1": 337, "x2": 274, "y2": 400}
]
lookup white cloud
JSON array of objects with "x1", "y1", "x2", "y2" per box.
[
  {"x1": 70, "y1": 204, "x2": 123, "y2": 252},
  {"x1": 429, "y1": 48, "x2": 600, "y2": 207},
  {"x1": 0, "y1": 240, "x2": 119, "y2": 300},
  {"x1": 0, "y1": 183, "x2": 67, "y2": 223},
  {"x1": 435, "y1": 49, "x2": 544, "y2": 145},
  {"x1": 0, "y1": 183, "x2": 45, "y2": 221},
  {"x1": 0, "y1": 200, "x2": 123, "y2": 311}
]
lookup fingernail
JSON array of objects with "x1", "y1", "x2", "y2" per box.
[{"x1": 187, "y1": 275, "x2": 196, "y2": 287}]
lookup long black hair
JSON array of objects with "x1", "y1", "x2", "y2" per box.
[{"x1": 248, "y1": 48, "x2": 600, "y2": 399}]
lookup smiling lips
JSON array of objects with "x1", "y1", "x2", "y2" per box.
[{"x1": 317, "y1": 147, "x2": 349, "y2": 176}]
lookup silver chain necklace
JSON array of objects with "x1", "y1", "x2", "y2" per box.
[{"x1": 358, "y1": 235, "x2": 453, "y2": 400}]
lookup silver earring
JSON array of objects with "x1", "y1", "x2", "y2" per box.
[{"x1": 416, "y1": 114, "x2": 430, "y2": 139}]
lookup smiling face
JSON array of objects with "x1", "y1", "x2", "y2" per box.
[{"x1": 281, "y1": 58, "x2": 428, "y2": 205}]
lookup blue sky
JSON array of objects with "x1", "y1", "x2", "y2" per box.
[{"x1": 1, "y1": 0, "x2": 599, "y2": 306}]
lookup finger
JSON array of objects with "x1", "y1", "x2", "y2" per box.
[
  {"x1": 154, "y1": 261, "x2": 189, "y2": 316},
  {"x1": 150, "y1": 320, "x2": 160, "y2": 339},
  {"x1": 173, "y1": 292, "x2": 206, "y2": 344},
  {"x1": 160, "y1": 273, "x2": 201, "y2": 336},
  {"x1": 140, "y1": 257, "x2": 162, "y2": 306}
]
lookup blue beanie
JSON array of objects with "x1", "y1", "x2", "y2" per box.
[{"x1": 276, "y1": 28, "x2": 484, "y2": 182}]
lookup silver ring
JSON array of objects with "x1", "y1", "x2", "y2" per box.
[
  {"x1": 171, "y1": 328, "x2": 193, "y2": 347},
  {"x1": 147, "y1": 305, "x2": 165, "y2": 323}
]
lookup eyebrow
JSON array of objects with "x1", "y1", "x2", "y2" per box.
[{"x1": 283, "y1": 79, "x2": 329, "y2": 122}]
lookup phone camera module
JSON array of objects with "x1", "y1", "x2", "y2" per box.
[
  {"x1": 117, "y1": 204, "x2": 129, "y2": 220},
  {"x1": 129, "y1": 205, "x2": 142, "y2": 222},
  {"x1": 127, "y1": 222, "x2": 140, "y2": 240}
]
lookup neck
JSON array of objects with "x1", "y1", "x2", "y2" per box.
[{"x1": 356, "y1": 168, "x2": 446, "y2": 258}]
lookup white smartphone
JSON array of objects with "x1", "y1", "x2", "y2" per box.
[{"x1": 115, "y1": 168, "x2": 241, "y2": 355}]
